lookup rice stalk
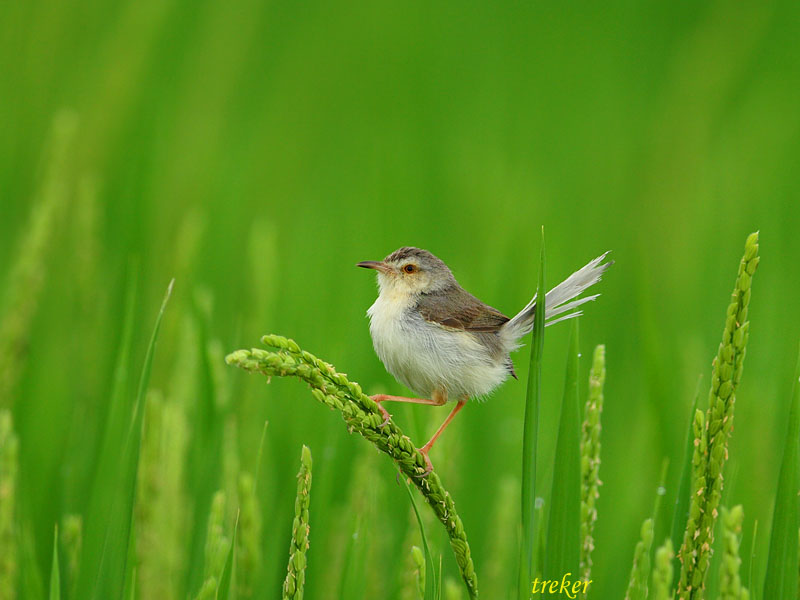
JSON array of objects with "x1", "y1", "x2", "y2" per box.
[
  {"x1": 203, "y1": 491, "x2": 230, "y2": 589},
  {"x1": 719, "y1": 505, "x2": 750, "y2": 600},
  {"x1": 678, "y1": 232, "x2": 760, "y2": 599},
  {"x1": 135, "y1": 390, "x2": 189, "y2": 600},
  {"x1": 580, "y1": 344, "x2": 605, "y2": 584},
  {"x1": 227, "y1": 336, "x2": 479, "y2": 598},
  {"x1": 671, "y1": 378, "x2": 703, "y2": 557},
  {"x1": 236, "y1": 472, "x2": 262, "y2": 599},
  {"x1": 624, "y1": 518, "x2": 654, "y2": 600},
  {"x1": 652, "y1": 539, "x2": 675, "y2": 600},
  {"x1": 0, "y1": 112, "x2": 77, "y2": 405},
  {"x1": 193, "y1": 489, "x2": 230, "y2": 600},
  {"x1": 0, "y1": 410, "x2": 19, "y2": 599},
  {"x1": 194, "y1": 578, "x2": 217, "y2": 600},
  {"x1": 283, "y1": 445, "x2": 312, "y2": 600}
]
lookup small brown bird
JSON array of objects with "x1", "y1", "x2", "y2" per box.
[{"x1": 358, "y1": 246, "x2": 611, "y2": 473}]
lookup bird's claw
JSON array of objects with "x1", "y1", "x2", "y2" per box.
[
  {"x1": 412, "y1": 449, "x2": 434, "y2": 478},
  {"x1": 376, "y1": 404, "x2": 392, "y2": 428}
]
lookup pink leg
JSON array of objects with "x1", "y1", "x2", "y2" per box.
[
  {"x1": 369, "y1": 391, "x2": 447, "y2": 427},
  {"x1": 417, "y1": 399, "x2": 466, "y2": 475}
]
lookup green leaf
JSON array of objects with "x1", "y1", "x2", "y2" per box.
[
  {"x1": 520, "y1": 229, "x2": 546, "y2": 599},
  {"x1": 544, "y1": 318, "x2": 582, "y2": 579},
  {"x1": 218, "y1": 511, "x2": 239, "y2": 600},
  {"x1": 90, "y1": 278, "x2": 175, "y2": 599},
  {"x1": 75, "y1": 263, "x2": 138, "y2": 599},
  {"x1": 49, "y1": 526, "x2": 60, "y2": 600},
  {"x1": 763, "y1": 341, "x2": 800, "y2": 599}
]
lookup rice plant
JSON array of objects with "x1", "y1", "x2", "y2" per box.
[
  {"x1": 283, "y1": 445, "x2": 313, "y2": 600},
  {"x1": 5, "y1": 3, "x2": 800, "y2": 598}
]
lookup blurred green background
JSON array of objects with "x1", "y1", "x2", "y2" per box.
[{"x1": 1, "y1": 0, "x2": 799, "y2": 598}]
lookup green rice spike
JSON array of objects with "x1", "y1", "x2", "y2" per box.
[
  {"x1": 60, "y1": 515, "x2": 82, "y2": 599},
  {"x1": 227, "y1": 337, "x2": 479, "y2": 598},
  {"x1": 678, "y1": 232, "x2": 759, "y2": 600},
  {"x1": 580, "y1": 344, "x2": 605, "y2": 584},
  {"x1": 237, "y1": 473, "x2": 262, "y2": 599},
  {"x1": 652, "y1": 539, "x2": 675, "y2": 600},
  {"x1": 624, "y1": 518, "x2": 655, "y2": 600},
  {"x1": 0, "y1": 410, "x2": 18, "y2": 600},
  {"x1": 194, "y1": 491, "x2": 229, "y2": 600},
  {"x1": 194, "y1": 577, "x2": 217, "y2": 600},
  {"x1": 136, "y1": 390, "x2": 189, "y2": 600},
  {"x1": 0, "y1": 112, "x2": 77, "y2": 405},
  {"x1": 719, "y1": 506, "x2": 750, "y2": 600},
  {"x1": 678, "y1": 410, "x2": 708, "y2": 595},
  {"x1": 283, "y1": 445, "x2": 313, "y2": 600},
  {"x1": 204, "y1": 491, "x2": 230, "y2": 584}
]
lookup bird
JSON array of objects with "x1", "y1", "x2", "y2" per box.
[{"x1": 357, "y1": 246, "x2": 612, "y2": 474}]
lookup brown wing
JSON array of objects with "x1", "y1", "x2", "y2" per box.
[{"x1": 416, "y1": 285, "x2": 510, "y2": 332}]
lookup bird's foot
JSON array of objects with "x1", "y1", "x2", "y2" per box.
[
  {"x1": 369, "y1": 395, "x2": 393, "y2": 428},
  {"x1": 412, "y1": 446, "x2": 434, "y2": 478}
]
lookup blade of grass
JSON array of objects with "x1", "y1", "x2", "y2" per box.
[
  {"x1": 544, "y1": 318, "x2": 581, "y2": 579},
  {"x1": 75, "y1": 263, "x2": 137, "y2": 598},
  {"x1": 88, "y1": 279, "x2": 175, "y2": 599},
  {"x1": 405, "y1": 478, "x2": 439, "y2": 600},
  {"x1": 520, "y1": 229, "x2": 546, "y2": 600},
  {"x1": 763, "y1": 342, "x2": 800, "y2": 599},
  {"x1": 49, "y1": 526, "x2": 60, "y2": 600}
]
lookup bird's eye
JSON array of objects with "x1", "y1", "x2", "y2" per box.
[{"x1": 403, "y1": 264, "x2": 417, "y2": 274}]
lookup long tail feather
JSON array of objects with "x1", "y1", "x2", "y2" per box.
[{"x1": 501, "y1": 251, "x2": 612, "y2": 344}]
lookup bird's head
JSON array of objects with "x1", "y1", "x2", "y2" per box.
[{"x1": 357, "y1": 247, "x2": 455, "y2": 298}]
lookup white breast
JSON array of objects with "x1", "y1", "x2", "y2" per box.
[{"x1": 366, "y1": 292, "x2": 509, "y2": 400}]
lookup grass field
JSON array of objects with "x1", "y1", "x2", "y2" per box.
[{"x1": 1, "y1": 1, "x2": 799, "y2": 599}]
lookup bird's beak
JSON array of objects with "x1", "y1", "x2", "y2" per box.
[{"x1": 356, "y1": 260, "x2": 393, "y2": 274}]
